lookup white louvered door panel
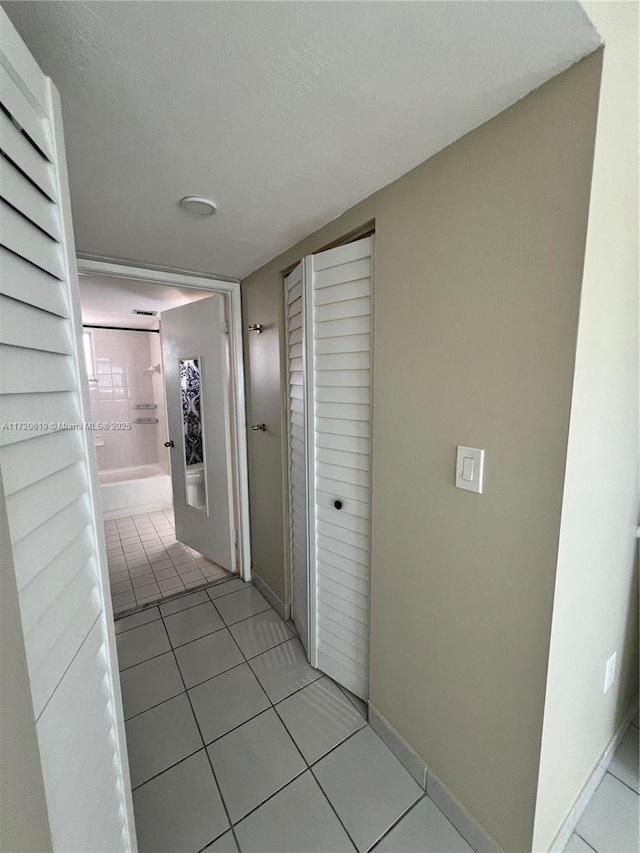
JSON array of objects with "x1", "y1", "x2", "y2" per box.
[
  {"x1": 309, "y1": 236, "x2": 373, "y2": 700},
  {"x1": 285, "y1": 262, "x2": 310, "y2": 651},
  {"x1": 0, "y1": 10, "x2": 135, "y2": 851}
]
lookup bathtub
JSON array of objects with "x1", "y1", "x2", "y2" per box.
[{"x1": 98, "y1": 463, "x2": 173, "y2": 520}]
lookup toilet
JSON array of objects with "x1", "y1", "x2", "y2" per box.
[{"x1": 185, "y1": 462, "x2": 206, "y2": 508}]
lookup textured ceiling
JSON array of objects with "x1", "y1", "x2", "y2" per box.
[{"x1": 5, "y1": 2, "x2": 600, "y2": 279}]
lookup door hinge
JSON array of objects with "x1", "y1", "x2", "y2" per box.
[
  {"x1": 233, "y1": 529, "x2": 239, "y2": 544},
  {"x1": 222, "y1": 321, "x2": 229, "y2": 335}
]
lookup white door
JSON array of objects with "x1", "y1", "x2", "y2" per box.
[
  {"x1": 161, "y1": 296, "x2": 235, "y2": 571},
  {"x1": 286, "y1": 236, "x2": 374, "y2": 700},
  {"x1": 285, "y1": 262, "x2": 310, "y2": 651},
  {"x1": 0, "y1": 9, "x2": 135, "y2": 850}
]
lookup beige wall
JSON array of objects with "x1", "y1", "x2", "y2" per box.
[
  {"x1": 242, "y1": 277, "x2": 289, "y2": 599},
  {"x1": 533, "y1": 4, "x2": 640, "y2": 849},
  {"x1": 242, "y1": 53, "x2": 602, "y2": 850}
]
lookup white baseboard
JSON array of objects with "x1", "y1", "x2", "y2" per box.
[
  {"x1": 369, "y1": 705, "x2": 427, "y2": 788},
  {"x1": 548, "y1": 699, "x2": 639, "y2": 852},
  {"x1": 368, "y1": 703, "x2": 502, "y2": 853},
  {"x1": 351, "y1": 697, "x2": 639, "y2": 853},
  {"x1": 252, "y1": 572, "x2": 290, "y2": 621}
]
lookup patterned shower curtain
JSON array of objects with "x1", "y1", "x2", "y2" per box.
[{"x1": 180, "y1": 358, "x2": 204, "y2": 465}]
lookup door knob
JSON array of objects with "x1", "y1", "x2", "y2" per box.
[
  {"x1": 164, "y1": 440, "x2": 175, "y2": 447},
  {"x1": 251, "y1": 424, "x2": 267, "y2": 431}
]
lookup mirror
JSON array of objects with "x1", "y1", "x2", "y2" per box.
[{"x1": 179, "y1": 357, "x2": 208, "y2": 512}]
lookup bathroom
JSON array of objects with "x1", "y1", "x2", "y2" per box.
[
  {"x1": 79, "y1": 271, "x2": 243, "y2": 614},
  {"x1": 86, "y1": 324, "x2": 172, "y2": 517}
]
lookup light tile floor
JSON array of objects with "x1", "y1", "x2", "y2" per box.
[
  {"x1": 565, "y1": 715, "x2": 639, "y2": 853},
  {"x1": 115, "y1": 578, "x2": 473, "y2": 853},
  {"x1": 105, "y1": 511, "x2": 230, "y2": 614},
  {"x1": 115, "y1": 576, "x2": 639, "y2": 853}
]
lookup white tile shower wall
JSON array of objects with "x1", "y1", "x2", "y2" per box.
[
  {"x1": 149, "y1": 333, "x2": 170, "y2": 473},
  {"x1": 88, "y1": 329, "x2": 161, "y2": 471}
]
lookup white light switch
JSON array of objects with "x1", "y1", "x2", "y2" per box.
[{"x1": 456, "y1": 446, "x2": 484, "y2": 494}]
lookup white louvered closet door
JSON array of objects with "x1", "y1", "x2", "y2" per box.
[
  {"x1": 0, "y1": 11, "x2": 135, "y2": 852},
  {"x1": 286, "y1": 236, "x2": 373, "y2": 700},
  {"x1": 310, "y1": 236, "x2": 373, "y2": 700},
  {"x1": 285, "y1": 262, "x2": 310, "y2": 652}
]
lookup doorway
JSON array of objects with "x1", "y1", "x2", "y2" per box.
[{"x1": 78, "y1": 260, "x2": 251, "y2": 615}]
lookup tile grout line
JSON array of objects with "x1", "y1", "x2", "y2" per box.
[
  {"x1": 165, "y1": 605, "x2": 274, "y2": 650},
  {"x1": 306, "y1": 743, "x2": 369, "y2": 853},
  {"x1": 244, "y1": 649, "x2": 423, "y2": 853},
  {"x1": 119, "y1": 593, "x2": 389, "y2": 852},
  {"x1": 216, "y1": 607, "x2": 357, "y2": 849},
  {"x1": 219, "y1": 766, "x2": 311, "y2": 842},
  {"x1": 119, "y1": 646, "x2": 185, "y2": 673},
  {"x1": 573, "y1": 831, "x2": 599, "y2": 852},
  {"x1": 127, "y1": 664, "x2": 319, "y2": 742},
  {"x1": 381, "y1": 780, "x2": 473, "y2": 853},
  {"x1": 163, "y1": 594, "x2": 271, "y2": 638},
  {"x1": 365, "y1": 794, "x2": 430, "y2": 853},
  {"x1": 156, "y1": 603, "x2": 243, "y2": 853},
  {"x1": 603, "y1": 768, "x2": 640, "y2": 797},
  {"x1": 120, "y1": 599, "x2": 358, "y2": 736},
  {"x1": 137, "y1": 594, "x2": 286, "y2": 657},
  {"x1": 129, "y1": 742, "x2": 204, "y2": 792},
  {"x1": 108, "y1": 514, "x2": 228, "y2": 612},
  {"x1": 296, "y1": 743, "x2": 362, "y2": 851},
  {"x1": 125, "y1": 655, "x2": 323, "y2": 737},
  {"x1": 216, "y1": 603, "x2": 363, "y2": 852},
  {"x1": 114, "y1": 577, "x2": 244, "y2": 632},
  {"x1": 308, "y1": 722, "x2": 367, "y2": 767},
  {"x1": 195, "y1": 601, "x2": 314, "y2": 832},
  {"x1": 119, "y1": 629, "x2": 300, "y2": 682},
  {"x1": 114, "y1": 573, "x2": 234, "y2": 620},
  {"x1": 123, "y1": 683, "x2": 187, "y2": 724}
]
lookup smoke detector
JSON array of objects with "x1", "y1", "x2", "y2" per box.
[
  {"x1": 179, "y1": 196, "x2": 217, "y2": 216},
  {"x1": 132, "y1": 309, "x2": 158, "y2": 317}
]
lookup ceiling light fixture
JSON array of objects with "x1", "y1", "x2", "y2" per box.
[{"x1": 179, "y1": 196, "x2": 217, "y2": 216}]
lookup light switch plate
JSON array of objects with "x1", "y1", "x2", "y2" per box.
[{"x1": 455, "y1": 446, "x2": 484, "y2": 494}]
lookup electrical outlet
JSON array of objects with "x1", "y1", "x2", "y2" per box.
[{"x1": 604, "y1": 651, "x2": 617, "y2": 693}]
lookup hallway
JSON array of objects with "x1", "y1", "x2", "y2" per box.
[{"x1": 115, "y1": 578, "x2": 473, "y2": 852}]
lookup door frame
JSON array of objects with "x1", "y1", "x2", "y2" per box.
[{"x1": 77, "y1": 257, "x2": 252, "y2": 581}]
